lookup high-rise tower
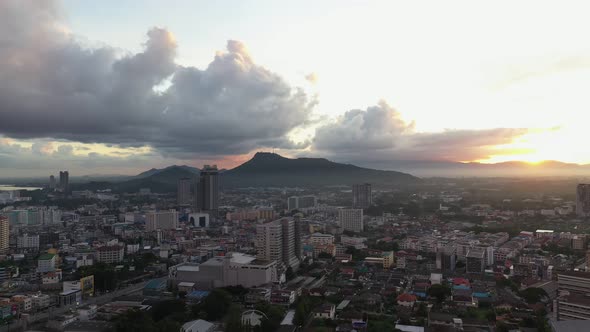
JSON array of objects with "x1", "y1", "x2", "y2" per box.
[
  {"x1": 352, "y1": 183, "x2": 372, "y2": 209},
  {"x1": 196, "y1": 165, "x2": 219, "y2": 214}
]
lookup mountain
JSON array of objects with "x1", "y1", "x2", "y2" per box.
[
  {"x1": 221, "y1": 152, "x2": 419, "y2": 187},
  {"x1": 134, "y1": 165, "x2": 200, "y2": 179},
  {"x1": 73, "y1": 165, "x2": 199, "y2": 193}
]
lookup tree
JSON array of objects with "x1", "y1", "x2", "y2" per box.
[
  {"x1": 519, "y1": 287, "x2": 548, "y2": 304},
  {"x1": 427, "y1": 284, "x2": 451, "y2": 303},
  {"x1": 416, "y1": 302, "x2": 428, "y2": 317},
  {"x1": 199, "y1": 289, "x2": 232, "y2": 321},
  {"x1": 286, "y1": 267, "x2": 295, "y2": 281},
  {"x1": 156, "y1": 318, "x2": 181, "y2": 332},
  {"x1": 294, "y1": 301, "x2": 307, "y2": 326},
  {"x1": 115, "y1": 309, "x2": 157, "y2": 332},
  {"x1": 318, "y1": 252, "x2": 334, "y2": 260},
  {"x1": 151, "y1": 299, "x2": 186, "y2": 322},
  {"x1": 224, "y1": 304, "x2": 243, "y2": 332}
]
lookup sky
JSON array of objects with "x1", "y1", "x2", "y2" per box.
[{"x1": 1, "y1": 0, "x2": 590, "y2": 177}]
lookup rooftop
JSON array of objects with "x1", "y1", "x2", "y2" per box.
[{"x1": 38, "y1": 253, "x2": 55, "y2": 260}]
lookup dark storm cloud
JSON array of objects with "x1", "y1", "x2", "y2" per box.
[
  {"x1": 0, "y1": 1, "x2": 314, "y2": 157},
  {"x1": 312, "y1": 101, "x2": 528, "y2": 163}
]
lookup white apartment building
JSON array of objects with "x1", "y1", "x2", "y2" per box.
[
  {"x1": 17, "y1": 234, "x2": 40, "y2": 249},
  {"x1": 96, "y1": 245, "x2": 124, "y2": 263},
  {"x1": 145, "y1": 210, "x2": 179, "y2": 231}
]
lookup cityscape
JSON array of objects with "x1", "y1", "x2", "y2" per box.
[{"x1": 2, "y1": 1, "x2": 590, "y2": 332}]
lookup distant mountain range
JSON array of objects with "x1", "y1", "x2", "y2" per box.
[
  {"x1": 73, "y1": 152, "x2": 419, "y2": 193},
  {"x1": 386, "y1": 160, "x2": 590, "y2": 177}
]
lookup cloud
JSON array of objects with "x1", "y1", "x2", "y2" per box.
[
  {"x1": 311, "y1": 101, "x2": 528, "y2": 166},
  {"x1": 0, "y1": 1, "x2": 314, "y2": 159}
]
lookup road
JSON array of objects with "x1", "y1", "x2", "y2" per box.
[{"x1": 6, "y1": 277, "x2": 167, "y2": 331}]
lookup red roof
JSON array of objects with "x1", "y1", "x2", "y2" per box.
[
  {"x1": 453, "y1": 277, "x2": 470, "y2": 286},
  {"x1": 397, "y1": 293, "x2": 417, "y2": 302}
]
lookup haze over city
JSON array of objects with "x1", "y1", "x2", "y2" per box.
[{"x1": 2, "y1": 0, "x2": 590, "y2": 177}]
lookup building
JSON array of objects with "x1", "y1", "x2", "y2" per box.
[
  {"x1": 437, "y1": 246, "x2": 457, "y2": 272},
  {"x1": 555, "y1": 271, "x2": 590, "y2": 320},
  {"x1": 310, "y1": 233, "x2": 335, "y2": 245},
  {"x1": 169, "y1": 253, "x2": 278, "y2": 289},
  {"x1": 466, "y1": 248, "x2": 485, "y2": 274},
  {"x1": 181, "y1": 319, "x2": 214, "y2": 332},
  {"x1": 573, "y1": 235, "x2": 587, "y2": 250},
  {"x1": 0, "y1": 216, "x2": 8, "y2": 253},
  {"x1": 288, "y1": 197, "x2": 299, "y2": 211},
  {"x1": 364, "y1": 251, "x2": 394, "y2": 269},
  {"x1": 188, "y1": 213, "x2": 209, "y2": 228},
  {"x1": 352, "y1": 183, "x2": 372, "y2": 209},
  {"x1": 256, "y1": 218, "x2": 300, "y2": 270},
  {"x1": 145, "y1": 210, "x2": 178, "y2": 231},
  {"x1": 38, "y1": 253, "x2": 57, "y2": 272},
  {"x1": 177, "y1": 177, "x2": 192, "y2": 206},
  {"x1": 338, "y1": 209, "x2": 364, "y2": 232},
  {"x1": 59, "y1": 170, "x2": 70, "y2": 194},
  {"x1": 287, "y1": 196, "x2": 317, "y2": 211},
  {"x1": 17, "y1": 234, "x2": 40, "y2": 249},
  {"x1": 196, "y1": 165, "x2": 219, "y2": 214},
  {"x1": 577, "y1": 184, "x2": 590, "y2": 217},
  {"x1": 314, "y1": 304, "x2": 336, "y2": 320},
  {"x1": 96, "y1": 245, "x2": 124, "y2": 263},
  {"x1": 558, "y1": 271, "x2": 590, "y2": 294},
  {"x1": 49, "y1": 175, "x2": 56, "y2": 190}
]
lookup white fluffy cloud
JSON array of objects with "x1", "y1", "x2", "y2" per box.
[
  {"x1": 0, "y1": 0, "x2": 314, "y2": 159},
  {"x1": 312, "y1": 101, "x2": 528, "y2": 165}
]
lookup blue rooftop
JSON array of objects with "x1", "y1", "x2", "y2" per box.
[
  {"x1": 144, "y1": 279, "x2": 167, "y2": 290},
  {"x1": 187, "y1": 290, "x2": 210, "y2": 299}
]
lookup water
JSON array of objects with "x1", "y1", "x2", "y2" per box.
[{"x1": 0, "y1": 185, "x2": 43, "y2": 191}]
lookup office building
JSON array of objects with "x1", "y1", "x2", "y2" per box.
[
  {"x1": 169, "y1": 253, "x2": 278, "y2": 289},
  {"x1": 59, "y1": 171, "x2": 69, "y2": 194},
  {"x1": 555, "y1": 271, "x2": 590, "y2": 320},
  {"x1": 49, "y1": 175, "x2": 56, "y2": 190},
  {"x1": 196, "y1": 165, "x2": 219, "y2": 214},
  {"x1": 0, "y1": 216, "x2": 8, "y2": 253},
  {"x1": 256, "y1": 218, "x2": 301, "y2": 270},
  {"x1": 288, "y1": 197, "x2": 298, "y2": 211},
  {"x1": 352, "y1": 183, "x2": 372, "y2": 209},
  {"x1": 466, "y1": 247, "x2": 485, "y2": 274},
  {"x1": 338, "y1": 209, "x2": 364, "y2": 232},
  {"x1": 437, "y1": 245, "x2": 457, "y2": 272},
  {"x1": 177, "y1": 177, "x2": 192, "y2": 206},
  {"x1": 145, "y1": 210, "x2": 179, "y2": 231},
  {"x1": 576, "y1": 184, "x2": 590, "y2": 217},
  {"x1": 17, "y1": 234, "x2": 40, "y2": 249}
]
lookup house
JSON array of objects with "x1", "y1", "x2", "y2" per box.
[
  {"x1": 181, "y1": 319, "x2": 214, "y2": 332},
  {"x1": 314, "y1": 304, "x2": 335, "y2": 320},
  {"x1": 397, "y1": 293, "x2": 417, "y2": 308}
]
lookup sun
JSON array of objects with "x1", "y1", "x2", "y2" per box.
[{"x1": 477, "y1": 127, "x2": 586, "y2": 165}]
